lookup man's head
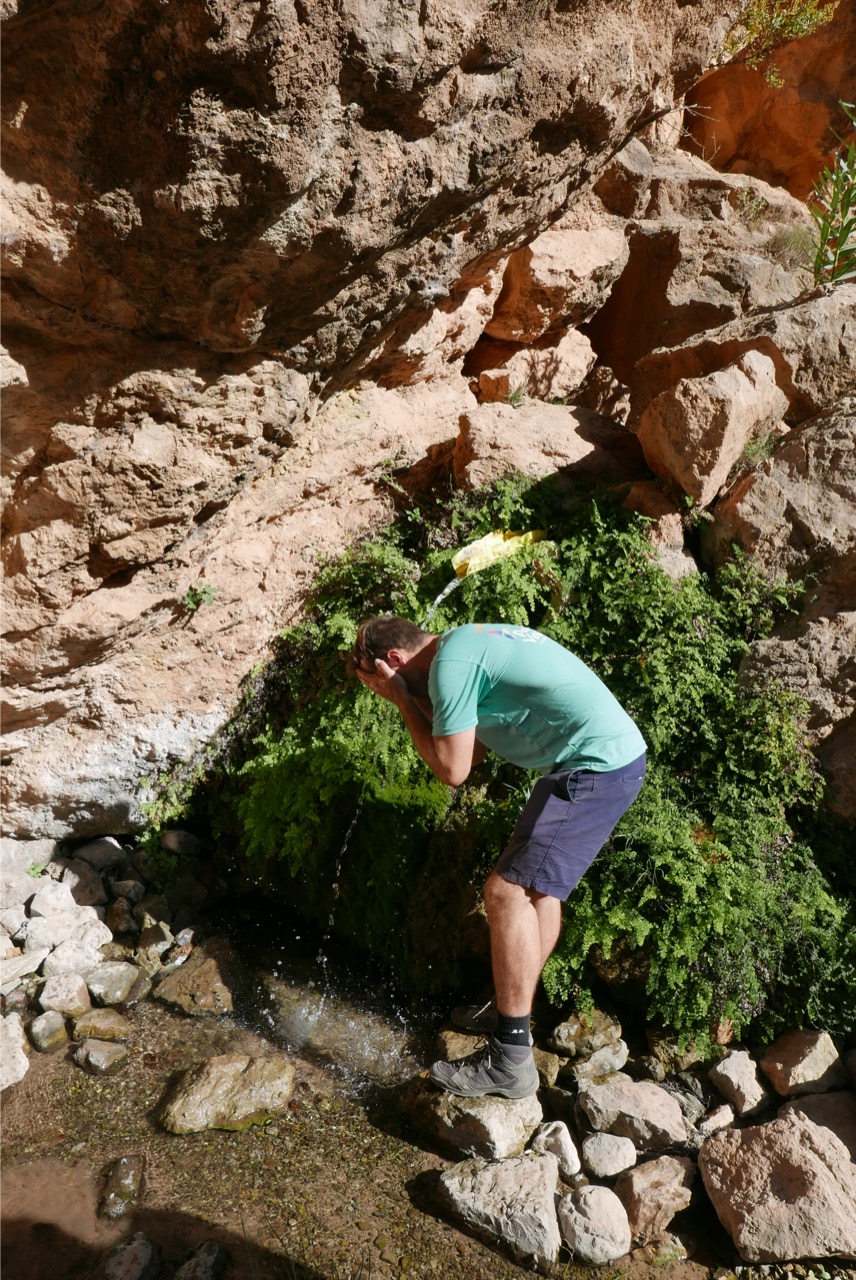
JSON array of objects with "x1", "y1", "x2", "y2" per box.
[{"x1": 349, "y1": 615, "x2": 431, "y2": 674}]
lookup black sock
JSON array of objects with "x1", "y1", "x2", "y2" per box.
[{"x1": 495, "y1": 1011, "x2": 531, "y2": 1046}]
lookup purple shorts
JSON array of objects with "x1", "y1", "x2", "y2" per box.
[{"x1": 493, "y1": 754, "x2": 646, "y2": 900}]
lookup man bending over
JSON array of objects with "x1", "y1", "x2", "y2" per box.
[{"x1": 351, "y1": 615, "x2": 646, "y2": 1099}]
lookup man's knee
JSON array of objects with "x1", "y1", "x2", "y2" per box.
[{"x1": 483, "y1": 870, "x2": 529, "y2": 913}]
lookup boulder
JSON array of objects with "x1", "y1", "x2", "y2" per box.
[
  {"x1": 709, "y1": 1050, "x2": 771, "y2": 1117},
  {"x1": 486, "y1": 219, "x2": 629, "y2": 342},
  {"x1": 74, "y1": 1008, "x2": 132, "y2": 1041},
  {"x1": 398, "y1": 1075, "x2": 542, "y2": 1160},
  {"x1": 38, "y1": 972, "x2": 91, "y2": 1016},
  {"x1": 582, "y1": 1132, "x2": 637, "y2": 1178},
  {"x1": 28, "y1": 1010, "x2": 68, "y2": 1052},
  {"x1": 452, "y1": 402, "x2": 647, "y2": 492},
  {"x1": 1, "y1": 1012, "x2": 30, "y2": 1087},
  {"x1": 62, "y1": 859, "x2": 108, "y2": 907},
  {"x1": 557, "y1": 1185, "x2": 631, "y2": 1264},
  {"x1": 779, "y1": 1091, "x2": 856, "y2": 1160},
  {"x1": 577, "y1": 1075, "x2": 688, "y2": 1152},
  {"x1": 699, "y1": 1109, "x2": 856, "y2": 1261},
  {"x1": 563, "y1": 1039, "x2": 629, "y2": 1085},
  {"x1": 73, "y1": 1038, "x2": 128, "y2": 1074},
  {"x1": 103, "y1": 1232, "x2": 161, "y2": 1280},
  {"x1": 759, "y1": 1030, "x2": 849, "y2": 1098},
  {"x1": 698, "y1": 1103, "x2": 735, "y2": 1138},
  {"x1": 471, "y1": 327, "x2": 596, "y2": 404},
  {"x1": 614, "y1": 1155, "x2": 696, "y2": 1245},
  {"x1": 530, "y1": 1120, "x2": 581, "y2": 1178},
  {"x1": 159, "y1": 1053, "x2": 296, "y2": 1134},
  {"x1": 73, "y1": 837, "x2": 127, "y2": 871},
  {"x1": 154, "y1": 939, "x2": 239, "y2": 1016},
  {"x1": 637, "y1": 350, "x2": 788, "y2": 506},
  {"x1": 42, "y1": 938, "x2": 108, "y2": 976},
  {"x1": 86, "y1": 960, "x2": 144, "y2": 1006},
  {"x1": 438, "y1": 1152, "x2": 561, "y2": 1266},
  {"x1": 28, "y1": 879, "x2": 79, "y2": 916},
  {"x1": 0, "y1": 947, "x2": 50, "y2": 992}
]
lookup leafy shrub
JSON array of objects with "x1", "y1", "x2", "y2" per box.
[
  {"x1": 811, "y1": 100, "x2": 856, "y2": 285},
  {"x1": 723, "y1": 0, "x2": 837, "y2": 86},
  {"x1": 164, "y1": 475, "x2": 853, "y2": 1045}
]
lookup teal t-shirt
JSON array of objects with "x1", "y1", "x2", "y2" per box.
[{"x1": 428, "y1": 624, "x2": 646, "y2": 773}]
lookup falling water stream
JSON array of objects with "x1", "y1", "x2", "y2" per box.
[{"x1": 422, "y1": 574, "x2": 464, "y2": 625}]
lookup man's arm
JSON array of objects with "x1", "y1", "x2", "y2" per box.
[{"x1": 357, "y1": 661, "x2": 481, "y2": 786}]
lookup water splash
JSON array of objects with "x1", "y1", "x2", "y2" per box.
[
  {"x1": 422, "y1": 575, "x2": 463, "y2": 626},
  {"x1": 315, "y1": 790, "x2": 364, "y2": 993}
]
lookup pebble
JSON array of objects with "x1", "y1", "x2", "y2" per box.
[
  {"x1": 103, "y1": 1231, "x2": 162, "y2": 1280},
  {"x1": 100, "y1": 1153, "x2": 146, "y2": 1219}
]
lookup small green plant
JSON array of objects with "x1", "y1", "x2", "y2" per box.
[
  {"x1": 26, "y1": 862, "x2": 48, "y2": 877},
  {"x1": 810, "y1": 100, "x2": 856, "y2": 285},
  {"x1": 507, "y1": 385, "x2": 526, "y2": 407},
  {"x1": 723, "y1": 0, "x2": 838, "y2": 86},
  {"x1": 728, "y1": 428, "x2": 779, "y2": 483},
  {"x1": 183, "y1": 581, "x2": 217, "y2": 612},
  {"x1": 735, "y1": 187, "x2": 770, "y2": 227}
]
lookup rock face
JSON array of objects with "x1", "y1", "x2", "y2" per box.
[
  {"x1": 1, "y1": 1, "x2": 736, "y2": 837},
  {"x1": 699, "y1": 1108, "x2": 856, "y2": 1262},
  {"x1": 684, "y1": 0, "x2": 856, "y2": 199}
]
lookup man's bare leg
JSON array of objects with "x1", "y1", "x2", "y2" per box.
[{"x1": 483, "y1": 870, "x2": 561, "y2": 1017}]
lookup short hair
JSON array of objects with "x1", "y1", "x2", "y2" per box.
[{"x1": 350, "y1": 615, "x2": 428, "y2": 670}]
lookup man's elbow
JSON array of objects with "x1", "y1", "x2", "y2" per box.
[{"x1": 436, "y1": 762, "x2": 471, "y2": 787}]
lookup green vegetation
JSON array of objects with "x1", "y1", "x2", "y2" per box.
[
  {"x1": 151, "y1": 475, "x2": 854, "y2": 1049},
  {"x1": 810, "y1": 100, "x2": 856, "y2": 285},
  {"x1": 763, "y1": 221, "x2": 815, "y2": 270},
  {"x1": 183, "y1": 580, "x2": 217, "y2": 612},
  {"x1": 724, "y1": 0, "x2": 837, "y2": 87}
]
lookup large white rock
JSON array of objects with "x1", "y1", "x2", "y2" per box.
[
  {"x1": 699, "y1": 1109, "x2": 856, "y2": 1261},
  {"x1": 398, "y1": 1075, "x2": 543, "y2": 1160},
  {"x1": 709, "y1": 1049, "x2": 771, "y2": 1117},
  {"x1": 577, "y1": 1074, "x2": 688, "y2": 1152},
  {"x1": 1, "y1": 1012, "x2": 30, "y2": 1088},
  {"x1": 42, "y1": 938, "x2": 107, "y2": 975},
  {"x1": 779, "y1": 1091, "x2": 856, "y2": 1160},
  {"x1": 759, "y1": 1030, "x2": 849, "y2": 1098},
  {"x1": 557, "y1": 1185, "x2": 631, "y2": 1264},
  {"x1": 159, "y1": 1053, "x2": 296, "y2": 1134},
  {"x1": 39, "y1": 972, "x2": 92, "y2": 1016},
  {"x1": 530, "y1": 1120, "x2": 581, "y2": 1178},
  {"x1": 637, "y1": 350, "x2": 788, "y2": 506},
  {"x1": 438, "y1": 1152, "x2": 561, "y2": 1266},
  {"x1": 28, "y1": 880, "x2": 79, "y2": 916},
  {"x1": 1, "y1": 947, "x2": 50, "y2": 991},
  {"x1": 614, "y1": 1155, "x2": 696, "y2": 1245}
]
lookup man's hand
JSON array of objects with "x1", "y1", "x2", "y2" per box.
[{"x1": 355, "y1": 657, "x2": 408, "y2": 705}]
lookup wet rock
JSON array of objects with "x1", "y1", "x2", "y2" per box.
[
  {"x1": 102, "y1": 1231, "x2": 162, "y2": 1280},
  {"x1": 160, "y1": 1053, "x2": 296, "y2": 1134},
  {"x1": 74, "y1": 1007, "x2": 132, "y2": 1041},
  {"x1": 63, "y1": 858, "x2": 109, "y2": 907},
  {"x1": 435, "y1": 1028, "x2": 483, "y2": 1061},
  {"x1": 398, "y1": 1075, "x2": 542, "y2": 1160},
  {"x1": 137, "y1": 919, "x2": 175, "y2": 973},
  {"x1": 532, "y1": 1046, "x2": 561, "y2": 1089},
  {"x1": 438, "y1": 1152, "x2": 561, "y2": 1266},
  {"x1": 123, "y1": 968, "x2": 153, "y2": 1007},
  {"x1": 709, "y1": 1050, "x2": 771, "y2": 1117},
  {"x1": 577, "y1": 1075, "x2": 688, "y2": 1152},
  {"x1": 637, "y1": 350, "x2": 788, "y2": 506},
  {"x1": 74, "y1": 837, "x2": 127, "y2": 872},
  {"x1": 582, "y1": 1132, "x2": 637, "y2": 1178},
  {"x1": 563, "y1": 1039, "x2": 629, "y2": 1085},
  {"x1": 530, "y1": 1120, "x2": 581, "y2": 1179},
  {"x1": 106, "y1": 897, "x2": 140, "y2": 937},
  {"x1": 758, "y1": 1030, "x2": 849, "y2": 1098},
  {"x1": 548, "y1": 1008, "x2": 622, "y2": 1059},
  {"x1": 778, "y1": 1091, "x2": 856, "y2": 1161},
  {"x1": 74, "y1": 1038, "x2": 129, "y2": 1074},
  {"x1": 173, "y1": 1241, "x2": 229, "y2": 1280},
  {"x1": 28, "y1": 1009, "x2": 68, "y2": 1052},
  {"x1": 100, "y1": 1153, "x2": 146, "y2": 1220},
  {"x1": 557, "y1": 1185, "x2": 631, "y2": 1265},
  {"x1": 1, "y1": 1012, "x2": 30, "y2": 1086},
  {"x1": 87, "y1": 961, "x2": 145, "y2": 1005},
  {"x1": 699, "y1": 1109, "x2": 856, "y2": 1262},
  {"x1": 614, "y1": 1155, "x2": 696, "y2": 1245},
  {"x1": 154, "y1": 939, "x2": 238, "y2": 1016}
]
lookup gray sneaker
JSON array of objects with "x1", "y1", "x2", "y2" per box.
[
  {"x1": 429, "y1": 1036, "x2": 539, "y2": 1099},
  {"x1": 450, "y1": 997, "x2": 498, "y2": 1035}
]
